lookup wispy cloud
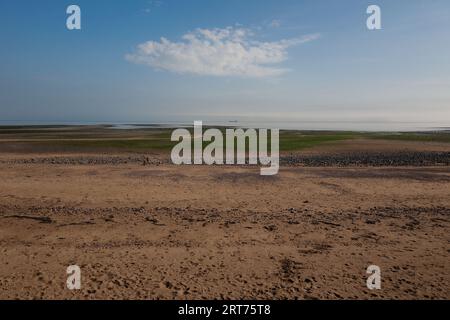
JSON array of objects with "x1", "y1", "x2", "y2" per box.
[
  {"x1": 143, "y1": 0, "x2": 163, "y2": 14},
  {"x1": 126, "y1": 26, "x2": 320, "y2": 78},
  {"x1": 269, "y1": 19, "x2": 281, "y2": 28}
]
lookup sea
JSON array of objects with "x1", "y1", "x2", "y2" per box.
[{"x1": 0, "y1": 120, "x2": 449, "y2": 132}]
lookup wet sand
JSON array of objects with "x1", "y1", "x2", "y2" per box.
[{"x1": 1, "y1": 141, "x2": 449, "y2": 299}]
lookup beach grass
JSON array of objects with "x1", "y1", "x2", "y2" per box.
[
  {"x1": 1, "y1": 125, "x2": 449, "y2": 153},
  {"x1": 368, "y1": 132, "x2": 450, "y2": 143}
]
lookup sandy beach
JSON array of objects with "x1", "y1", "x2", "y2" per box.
[{"x1": 1, "y1": 132, "x2": 449, "y2": 300}]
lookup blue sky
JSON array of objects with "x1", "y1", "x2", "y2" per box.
[{"x1": 0, "y1": 0, "x2": 449, "y2": 124}]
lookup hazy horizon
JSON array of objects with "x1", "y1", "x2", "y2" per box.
[{"x1": 1, "y1": 118, "x2": 449, "y2": 132}]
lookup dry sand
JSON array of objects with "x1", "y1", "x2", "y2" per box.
[{"x1": 0, "y1": 140, "x2": 449, "y2": 300}]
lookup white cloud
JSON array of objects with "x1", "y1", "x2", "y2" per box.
[{"x1": 126, "y1": 27, "x2": 320, "y2": 78}]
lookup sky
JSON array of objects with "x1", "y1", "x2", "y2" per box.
[{"x1": 0, "y1": 0, "x2": 449, "y2": 125}]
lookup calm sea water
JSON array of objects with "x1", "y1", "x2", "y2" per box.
[{"x1": 0, "y1": 120, "x2": 449, "y2": 132}]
